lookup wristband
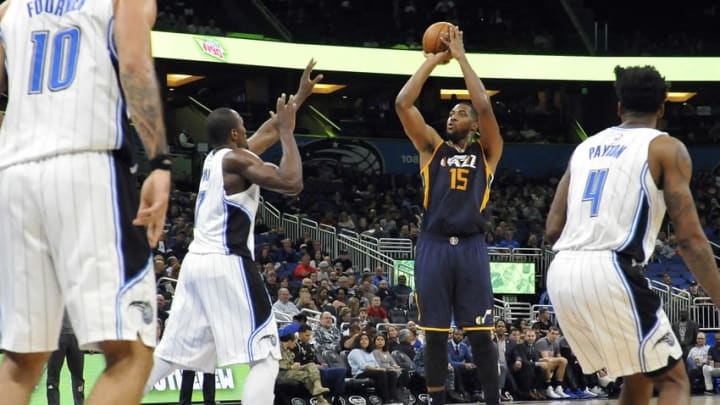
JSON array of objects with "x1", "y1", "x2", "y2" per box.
[{"x1": 149, "y1": 154, "x2": 172, "y2": 172}]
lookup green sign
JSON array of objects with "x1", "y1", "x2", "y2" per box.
[
  {"x1": 0, "y1": 354, "x2": 248, "y2": 404},
  {"x1": 393, "y1": 260, "x2": 535, "y2": 295}
]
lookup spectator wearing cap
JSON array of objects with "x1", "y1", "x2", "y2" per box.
[
  {"x1": 532, "y1": 308, "x2": 552, "y2": 338},
  {"x1": 278, "y1": 323, "x2": 331, "y2": 405},
  {"x1": 687, "y1": 280, "x2": 706, "y2": 300},
  {"x1": 332, "y1": 250, "x2": 352, "y2": 271}
]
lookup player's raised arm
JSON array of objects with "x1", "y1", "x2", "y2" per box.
[
  {"x1": 248, "y1": 58, "x2": 324, "y2": 155},
  {"x1": 446, "y1": 26, "x2": 503, "y2": 172},
  {"x1": 653, "y1": 135, "x2": 720, "y2": 305},
  {"x1": 225, "y1": 94, "x2": 303, "y2": 196},
  {"x1": 395, "y1": 53, "x2": 446, "y2": 165}
]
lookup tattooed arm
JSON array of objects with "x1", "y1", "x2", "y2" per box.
[
  {"x1": 651, "y1": 135, "x2": 720, "y2": 304},
  {"x1": 114, "y1": 0, "x2": 168, "y2": 158}
]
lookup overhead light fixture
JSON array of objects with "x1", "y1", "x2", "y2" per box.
[
  {"x1": 666, "y1": 92, "x2": 696, "y2": 103},
  {"x1": 440, "y1": 89, "x2": 499, "y2": 100},
  {"x1": 312, "y1": 83, "x2": 346, "y2": 94},
  {"x1": 166, "y1": 73, "x2": 205, "y2": 87}
]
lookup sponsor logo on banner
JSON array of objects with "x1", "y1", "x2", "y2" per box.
[{"x1": 195, "y1": 37, "x2": 227, "y2": 61}]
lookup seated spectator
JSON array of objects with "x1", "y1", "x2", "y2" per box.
[
  {"x1": 372, "y1": 266, "x2": 388, "y2": 286},
  {"x1": 397, "y1": 328, "x2": 417, "y2": 361},
  {"x1": 337, "y1": 307, "x2": 353, "y2": 329},
  {"x1": 405, "y1": 321, "x2": 424, "y2": 348},
  {"x1": 702, "y1": 331, "x2": 720, "y2": 394},
  {"x1": 390, "y1": 275, "x2": 412, "y2": 306},
  {"x1": 372, "y1": 334, "x2": 407, "y2": 388},
  {"x1": 367, "y1": 296, "x2": 389, "y2": 323},
  {"x1": 347, "y1": 332, "x2": 400, "y2": 403},
  {"x1": 511, "y1": 329, "x2": 546, "y2": 400},
  {"x1": 532, "y1": 308, "x2": 552, "y2": 338},
  {"x1": 534, "y1": 326, "x2": 571, "y2": 399},
  {"x1": 686, "y1": 332, "x2": 710, "y2": 379},
  {"x1": 332, "y1": 250, "x2": 353, "y2": 272},
  {"x1": 294, "y1": 324, "x2": 346, "y2": 399},
  {"x1": 448, "y1": 328, "x2": 481, "y2": 401},
  {"x1": 386, "y1": 325, "x2": 401, "y2": 353},
  {"x1": 277, "y1": 323, "x2": 331, "y2": 405},
  {"x1": 294, "y1": 254, "x2": 318, "y2": 281},
  {"x1": 314, "y1": 311, "x2": 342, "y2": 354},
  {"x1": 273, "y1": 288, "x2": 300, "y2": 318},
  {"x1": 157, "y1": 294, "x2": 169, "y2": 323},
  {"x1": 342, "y1": 323, "x2": 362, "y2": 351},
  {"x1": 375, "y1": 279, "x2": 396, "y2": 308},
  {"x1": 264, "y1": 270, "x2": 280, "y2": 302},
  {"x1": 296, "y1": 287, "x2": 319, "y2": 312},
  {"x1": 687, "y1": 280, "x2": 707, "y2": 300},
  {"x1": 275, "y1": 239, "x2": 300, "y2": 264}
]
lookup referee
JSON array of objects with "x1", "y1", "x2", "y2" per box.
[{"x1": 47, "y1": 311, "x2": 84, "y2": 405}]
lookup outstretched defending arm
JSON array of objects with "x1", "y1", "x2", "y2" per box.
[{"x1": 248, "y1": 58, "x2": 323, "y2": 155}]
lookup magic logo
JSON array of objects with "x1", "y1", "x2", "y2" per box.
[{"x1": 195, "y1": 37, "x2": 227, "y2": 61}]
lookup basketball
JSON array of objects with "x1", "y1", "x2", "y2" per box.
[{"x1": 422, "y1": 21, "x2": 452, "y2": 54}]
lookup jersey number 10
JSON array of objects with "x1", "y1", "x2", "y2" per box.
[{"x1": 29, "y1": 27, "x2": 80, "y2": 94}]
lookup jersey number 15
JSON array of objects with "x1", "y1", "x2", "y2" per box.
[{"x1": 29, "y1": 27, "x2": 80, "y2": 94}]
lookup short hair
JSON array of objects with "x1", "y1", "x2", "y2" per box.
[
  {"x1": 548, "y1": 326, "x2": 560, "y2": 333},
  {"x1": 298, "y1": 324, "x2": 313, "y2": 334},
  {"x1": 457, "y1": 102, "x2": 478, "y2": 121},
  {"x1": 614, "y1": 65, "x2": 668, "y2": 114},
  {"x1": 293, "y1": 313, "x2": 308, "y2": 323},
  {"x1": 207, "y1": 108, "x2": 240, "y2": 148}
]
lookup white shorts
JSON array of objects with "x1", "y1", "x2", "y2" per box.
[
  {"x1": 154, "y1": 252, "x2": 280, "y2": 373},
  {"x1": 0, "y1": 151, "x2": 156, "y2": 352},
  {"x1": 547, "y1": 250, "x2": 682, "y2": 378}
]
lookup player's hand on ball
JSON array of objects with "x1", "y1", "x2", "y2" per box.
[
  {"x1": 133, "y1": 168, "x2": 171, "y2": 248},
  {"x1": 426, "y1": 49, "x2": 451, "y2": 65},
  {"x1": 444, "y1": 25, "x2": 466, "y2": 60}
]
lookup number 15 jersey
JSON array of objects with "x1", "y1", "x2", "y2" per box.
[
  {"x1": 553, "y1": 127, "x2": 667, "y2": 265},
  {"x1": 0, "y1": 0, "x2": 124, "y2": 170}
]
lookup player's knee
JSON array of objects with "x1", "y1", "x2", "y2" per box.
[
  {"x1": 2, "y1": 351, "x2": 51, "y2": 383},
  {"x1": 100, "y1": 339, "x2": 153, "y2": 373}
]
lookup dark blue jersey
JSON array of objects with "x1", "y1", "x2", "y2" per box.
[{"x1": 420, "y1": 141, "x2": 492, "y2": 236}]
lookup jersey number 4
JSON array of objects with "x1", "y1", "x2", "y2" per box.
[
  {"x1": 29, "y1": 27, "x2": 80, "y2": 94},
  {"x1": 582, "y1": 168, "x2": 608, "y2": 217}
]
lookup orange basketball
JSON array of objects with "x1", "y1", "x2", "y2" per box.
[{"x1": 422, "y1": 22, "x2": 452, "y2": 54}]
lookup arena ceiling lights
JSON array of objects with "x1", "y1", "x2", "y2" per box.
[
  {"x1": 166, "y1": 73, "x2": 205, "y2": 87},
  {"x1": 666, "y1": 92, "x2": 697, "y2": 102},
  {"x1": 312, "y1": 84, "x2": 346, "y2": 94},
  {"x1": 151, "y1": 32, "x2": 720, "y2": 82},
  {"x1": 440, "y1": 89, "x2": 499, "y2": 100}
]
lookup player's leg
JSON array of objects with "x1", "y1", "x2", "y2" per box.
[
  {"x1": 455, "y1": 235, "x2": 499, "y2": 405},
  {"x1": 46, "y1": 341, "x2": 68, "y2": 405},
  {"x1": 49, "y1": 152, "x2": 158, "y2": 405},
  {"x1": 0, "y1": 162, "x2": 63, "y2": 403},
  {"x1": 413, "y1": 236, "x2": 453, "y2": 404},
  {"x1": 202, "y1": 373, "x2": 216, "y2": 405},
  {"x1": 86, "y1": 339, "x2": 154, "y2": 405},
  {"x1": 242, "y1": 357, "x2": 279, "y2": 404},
  {"x1": 64, "y1": 333, "x2": 86, "y2": 405},
  {"x1": 179, "y1": 370, "x2": 196, "y2": 405}
]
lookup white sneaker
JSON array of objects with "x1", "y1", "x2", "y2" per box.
[
  {"x1": 583, "y1": 388, "x2": 598, "y2": 397},
  {"x1": 555, "y1": 385, "x2": 571, "y2": 398},
  {"x1": 590, "y1": 385, "x2": 605, "y2": 395},
  {"x1": 546, "y1": 386, "x2": 562, "y2": 399}
]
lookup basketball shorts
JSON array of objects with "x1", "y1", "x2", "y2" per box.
[
  {"x1": 0, "y1": 151, "x2": 155, "y2": 352},
  {"x1": 547, "y1": 250, "x2": 682, "y2": 378},
  {"x1": 413, "y1": 233, "x2": 495, "y2": 332},
  {"x1": 154, "y1": 253, "x2": 280, "y2": 373}
]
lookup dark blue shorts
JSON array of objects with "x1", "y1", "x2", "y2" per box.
[{"x1": 414, "y1": 233, "x2": 494, "y2": 332}]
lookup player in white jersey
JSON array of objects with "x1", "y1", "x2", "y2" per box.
[
  {"x1": 545, "y1": 65, "x2": 720, "y2": 405},
  {"x1": 0, "y1": 0, "x2": 170, "y2": 404},
  {"x1": 144, "y1": 60, "x2": 322, "y2": 404}
]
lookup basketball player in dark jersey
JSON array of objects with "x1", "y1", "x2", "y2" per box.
[{"x1": 395, "y1": 26, "x2": 503, "y2": 405}]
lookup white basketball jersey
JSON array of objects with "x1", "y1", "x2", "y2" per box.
[
  {"x1": 0, "y1": 0, "x2": 123, "y2": 169},
  {"x1": 553, "y1": 127, "x2": 667, "y2": 264},
  {"x1": 190, "y1": 148, "x2": 259, "y2": 259}
]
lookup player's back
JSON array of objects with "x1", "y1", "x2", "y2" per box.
[
  {"x1": 0, "y1": 0, "x2": 122, "y2": 170},
  {"x1": 553, "y1": 127, "x2": 667, "y2": 264},
  {"x1": 190, "y1": 148, "x2": 259, "y2": 259}
]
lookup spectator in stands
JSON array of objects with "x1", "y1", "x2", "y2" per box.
[
  {"x1": 157, "y1": 294, "x2": 169, "y2": 324},
  {"x1": 317, "y1": 261, "x2": 331, "y2": 281},
  {"x1": 702, "y1": 332, "x2": 720, "y2": 394},
  {"x1": 264, "y1": 270, "x2": 280, "y2": 302},
  {"x1": 332, "y1": 287, "x2": 349, "y2": 305},
  {"x1": 256, "y1": 244, "x2": 273, "y2": 267},
  {"x1": 406, "y1": 321, "x2": 424, "y2": 348},
  {"x1": 390, "y1": 275, "x2": 412, "y2": 306},
  {"x1": 347, "y1": 332, "x2": 400, "y2": 403},
  {"x1": 295, "y1": 231, "x2": 314, "y2": 251},
  {"x1": 375, "y1": 280, "x2": 396, "y2": 309},
  {"x1": 687, "y1": 280, "x2": 707, "y2": 300},
  {"x1": 296, "y1": 287, "x2": 319, "y2": 312},
  {"x1": 663, "y1": 273, "x2": 675, "y2": 288},
  {"x1": 494, "y1": 320, "x2": 517, "y2": 401},
  {"x1": 511, "y1": 329, "x2": 545, "y2": 400},
  {"x1": 397, "y1": 329, "x2": 418, "y2": 361},
  {"x1": 367, "y1": 296, "x2": 390, "y2": 323},
  {"x1": 294, "y1": 324, "x2": 346, "y2": 399},
  {"x1": 532, "y1": 308, "x2": 552, "y2": 338},
  {"x1": 372, "y1": 334, "x2": 408, "y2": 390},
  {"x1": 686, "y1": 332, "x2": 710, "y2": 380},
  {"x1": 278, "y1": 324, "x2": 331, "y2": 405},
  {"x1": 294, "y1": 253, "x2": 318, "y2": 281},
  {"x1": 672, "y1": 310, "x2": 699, "y2": 358},
  {"x1": 275, "y1": 239, "x2": 300, "y2": 263},
  {"x1": 337, "y1": 211, "x2": 356, "y2": 231},
  {"x1": 337, "y1": 307, "x2": 352, "y2": 329},
  {"x1": 342, "y1": 323, "x2": 363, "y2": 351},
  {"x1": 448, "y1": 328, "x2": 480, "y2": 402},
  {"x1": 314, "y1": 312, "x2": 342, "y2": 353},
  {"x1": 372, "y1": 266, "x2": 388, "y2": 286},
  {"x1": 358, "y1": 275, "x2": 378, "y2": 301},
  {"x1": 386, "y1": 325, "x2": 401, "y2": 353},
  {"x1": 497, "y1": 230, "x2": 520, "y2": 249},
  {"x1": 314, "y1": 287, "x2": 332, "y2": 312},
  {"x1": 166, "y1": 256, "x2": 181, "y2": 279},
  {"x1": 273, "y1": 288, "x2": 301, "y2": 318},
  {"x1": 534, "y1": 327, "x2": 571, "y2": 399},
  {"x1": 332, "y1": 249, "x2": 353, "y2": 271}
]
